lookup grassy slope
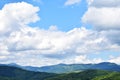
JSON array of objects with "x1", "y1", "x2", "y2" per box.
[
  {"x1": 46, "y1": 70, "x2": 112, "y2": 80},
  {"x1": 93, "y1": 72, "x2": 120, "y2": 80}
]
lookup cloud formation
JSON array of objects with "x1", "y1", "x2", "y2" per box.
[
  {"x1": 0, "y1": 2, "x2": 39, "y2": 35},
  {"x1": 109, "y1": 56, "x2": 120, "y2": 64},
  {"x1": 83, "y1": 0, "x2": 120, "y2": 31},
  {"x1": 82, "y1": 0, "x2": 120, "y2": 45},
  {"x1": 81, "y1": 0, "x2": 120, "y2": 65},
  {"x1": 88, "y1": 0, "x2": 120, "y2": 8},
  {"x1": 0, "y1": 2, "x2": 109, "y2": 66},
  {"x1": 64, "y1": 0, "x2": 81, "y2": 6},
  {"x1": 82, "y1": 7, "x2": 120, "y2": 30},
  {"x1": 0, "y1": 1, "x2": 120, "y2": 66}
]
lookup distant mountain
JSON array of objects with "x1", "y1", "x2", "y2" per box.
[
  {"x1": 91, "y1": 62, "x2": 120, "y2": 71},
  {"x1": 0, "y1": 65, "x2": 120, "y2": 80},
  {"x1": 0, "y1": 66, "x2": 56, "y2": 80},
  {"x1": 0, "y1": 63, "x2": 20, "y2": 67},
  {"x1": 35, "y1": 62, "x2": 120, "y2": 73},
  {"x1": 1, "y1": 62, "x2": 120, "y2": 73},
  {"x1": 0, "y1": 63, "x2": 40, "y2": 72}
]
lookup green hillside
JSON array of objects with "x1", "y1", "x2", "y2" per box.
[
  {"x1": 0, "y1": 66, "x2": 56, "y2": 80},
  {"x1": 93, "y1": 72, "x2": 120, "y2": 80},
  {"x1": 0, "y1": 66, "x2": 120, "y2": 80},
  {"x1": 46, "y1": 70, "x2": 120, "y2": 80}
]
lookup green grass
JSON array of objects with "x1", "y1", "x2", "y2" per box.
[{"x1": 46, "y1": 70, "x2": 112, "y2": 80}]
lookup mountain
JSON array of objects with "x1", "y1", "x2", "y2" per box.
[
  {"x1": 45, "y1": 69, "x2": 120, "y2": 80},
  {"x1": 0, "y1": 63, "x2": 21, "y2": 68},
  {"x1": 0, "y1": 63, "x2": 40, "y2": 72},
  {"x1": 34, "y1": 62, "x2": 120, "y2": 73},
  {"x1": 91, "y1": 62, "x2": 120, "y2": 71},
  {"x1": 0, "y1": 66, "x2": 56, "y2": 80},
  {"x1": 1, "y1": 62, "x2": 120, "y2": 73},
  {"x1": 0, "y1": 65, "x2": 120, "y2": 80}
]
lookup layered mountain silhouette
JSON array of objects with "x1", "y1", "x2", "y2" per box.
[
  {"x1": 0, "y1": 64, "x2": 120, "y2": 80},
  {"x1": 0, "y1": 65, "x2": 56, "y2": 80},
  {"x1": 36, "y1": 62, "x2": 120, "y2": 73},
  {"x1": 2, "y1": 62, "x2": 119, "y2": 73}
]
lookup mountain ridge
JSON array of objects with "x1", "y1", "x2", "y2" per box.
[
  {"x1": 1, "y1": 62, "x2": 120, "y2": 73},
  {"x1": 0, "y1": 65, "x2": 120, "y2": 80}
]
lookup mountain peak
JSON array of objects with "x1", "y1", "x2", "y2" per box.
[
  {"x1": 98, "y1": 62, "x2": 117, "y2": 65},
  {"x1": 57, "y1": 63, "x2": 67, "y2": 66}
]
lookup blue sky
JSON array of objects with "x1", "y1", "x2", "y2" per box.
[
  {"x1": 0, "y1": 0, "x2": 120, "y2": 66},
  {"x1": 0, "y1": 0, "x2": 87, "y2": 31},
  {"x1": 0, "y1": 0, "x2": 88, "y2": 30},
  {"x1": 36, "y1": 0, "x2": 87, "y2": 31},
  {"x1": 26, "y1": 0, "x2": 87, "y2": 31}
]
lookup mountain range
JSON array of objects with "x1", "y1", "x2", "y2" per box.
[
  {"x1": 0, "y1": 65, "x2": 56, "y2": 80},
  {"x1": 1, "y1": 62, "x2": 120, "y2": 73},
  {"x1": 0, "y1": 65, "x2": 120, "y2": 80}
]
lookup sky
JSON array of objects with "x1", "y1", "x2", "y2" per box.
[{"x1": 0, "y1": 0, "x2": 120, "y2": 67}]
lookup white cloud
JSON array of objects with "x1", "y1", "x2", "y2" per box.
[
  {"x1": 81, "y1": 0, "x2": 120, "y2": 65},
  {"x1": 87, "y1": 0, "x2": 93, "y2": 5},
  {"x1": 108, "y1": 56, "x2": 120, "y2": 64},
  {"x1": 0, "y1": 2, "x2": 120, "y2": 66},
  {"x1": 64, "y1": 0, "x2": 81, "y2": 6},
  {"x1": 3, "y1": 2, "x2": 39, "y2": 24},
  {"x1": 82, "y1": 7, "x2": 120, "y2": 30},
  {"x1": 82, "y1": 0, "x2": 120, "y2": 47},
  {"x1": 68, "y1": 55, "x2": 104, "y2": 64},
  {"x1": 2, "y1": 25, "x2": 118, "y2": 66},
  {"x1": 88, "y1": 0, "x2": 120, "y2": 8},
  {"x1": 49, "y1": 25, "x2": 58, "y2": 31},
  {"x1": 101, "y1": 30, "x2": 120, "y2": 45},
  {"x1": 0, "y1": 2, "x2": 39, "y2": 35},
  {"x1": 83, "y1": 0, "x2": 120, "y2": 31},
  {"x1": 6, "y1": 27, "x2": 112, "y2": 55},
  {"x1": 0, "y1": 56, "x2": 7, "y2": 59}
]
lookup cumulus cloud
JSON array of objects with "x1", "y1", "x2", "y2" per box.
[
  {"x1": 64, "y1": 0, "x2": 81, "y2": 6},
  {"x1": 88, "y1": 0, "x2": 120, "y2": 8},
  {"x1": 82, "y1": 0, "x2": 120, "y2": 47},
  {"x1": 74, "y1": 55, "x2": 104, "y2": 64},
  {"x1": 1, "y1": 26, "x2": 118, "y2": 66},
  {"x1": 108, "y1": 56, "x2": 120, "y2": 64},
  {"x1": 0, "y1": 1, "x2": 120, "y2": 66},
  {"x1": 87, "y1": 0, "x2": 93, "y2": 5},
  {"x1": 81, "y1": 0, "x2": 120, "y2": 65},
  {"x1": 83, "y1": 0, "x2": 120, "y2": 30},
  {"x1": 6, "y1": 27, "x2": 113, "y2": 56},
  {"x1": 101, "y1": 30, "x2": 120, "y2": 45},
  {"x1": 0, "y1": 2, "x2": 39, "y2": 35},
  {"x1": 82, "y1": 7, "x2": 120, "y2": 30},
  {"x1": 49, "y1": 25, "x2": 58, "y2": 31}
]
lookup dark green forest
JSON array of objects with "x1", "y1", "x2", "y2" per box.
[
  {"x1": 0, "y1": 66, "x2": 56, "y2": 80},
  {"x1": 0, "y1": 65, "x2": 120, "y2": 80}
]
